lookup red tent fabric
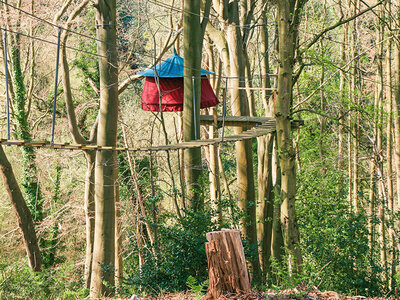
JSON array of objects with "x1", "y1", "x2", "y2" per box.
[{"x1": 141, "y1": 76, "x2": 219, "y2": 112}]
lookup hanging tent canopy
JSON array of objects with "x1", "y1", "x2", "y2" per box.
[{"x1": 138, "y1": 50, "x2": 219, "y2": 112}]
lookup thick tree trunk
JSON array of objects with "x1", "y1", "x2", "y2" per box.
[
  {"x1": 276, "y1": 0, "x2": 303, "y2": 273},
  {"x1": 227, "y1": 19, "x2": 261, "y2": 280},
  {"x1": 206, "y1": 0, "x2": 260, "y2": 279},
  {"x1": 205, "y1": 229, "x2": 250, "y2": 299},
  {"x1": 90, "y1": 0, "x2": 119, "y2": 296},
  {"x1": 0, "y1": 145, "x2": 42, "y2": 271}
]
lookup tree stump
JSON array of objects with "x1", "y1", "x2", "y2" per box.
[{"x1": 205, "y1": 229, "x2": 250, "y2": 299}]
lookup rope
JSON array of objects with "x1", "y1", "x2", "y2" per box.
[{"x1": 51, "y1": 26, "x2": 62, "y2": 144}]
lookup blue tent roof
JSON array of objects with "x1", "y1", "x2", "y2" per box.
[{"x1": 137, "y1": 49, "x2": 214, "y2": 78}]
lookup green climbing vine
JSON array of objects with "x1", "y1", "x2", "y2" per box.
[{"x1": 11, "y1": 46, "x2": 43, "y2": 222}]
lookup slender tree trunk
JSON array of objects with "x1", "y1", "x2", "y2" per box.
[
  {"x1": 386, "y1": 2, "x2": 396, "y2": 289},
  {"x1": 271, "y1": 136, "x2": 284, "y2": 263},
  {"x1": 58, "y1": 0, "x2": 94, "y2": 286},
  {"x1": 257, "y1": 4, "x2": 275, "y2": 276},
  {"x1": 90, "y1": 0, "x2": 119, "y2": 296},
  {"x1": 395, "y1": 1, "x2": 400, "y2": 237},
  {"x1": 83, "y1": 151, "x2": 96, "y2": 289},
  {"x1": 351, "y1": 0, "x2": 360, "y2": 213},
  {"x1": 376, "y1": 1, "x2": 387, "y2": 281},
  {"x1": 207, "y1": 48, "x2": 222, "y2": 224},
  {"x1": 114, "y1": 152, "x2": 122, "y2": 288},
  {"x1": 338, "y1": 1, "x2": 347, "y2": 171},
  {"x1": 319, "y1": 53, "x2": 327, "y2": 174},
  {"x1": 218, "y1": 148, "x2": 234, "y2": 225},
  {"x1": 276, "y1": 0, "x2": 303, "y2": 273},
  {"x1": 0, "y1": 145, "x2": 42, "y2": 271},
  {"x1": 209, "y1": 113, "x2": 222, "y2": 224},
  {"x1": 10, "y1": 37, "x2": 43, "y2": 222},
  {"x1": 183, "y1": 0, "x2": 203, "y2": 211},
  {"x1": 257, "y1": 134, "x2": 274, "y2": 274}
]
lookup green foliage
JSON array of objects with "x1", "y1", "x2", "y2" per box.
[
  {"x1": 269, "y1": 257, "x2": 308, "y2": 290},
  {"x1": 10, "y1": 46, "x2": 44, "y2": 222},
  {"x1": 121, "y1": 210, "x2": 215, "y2": 295},
  {"x1": 296, "y1": 152, "x2": 384, "y2": 295},
  {"x1": 41, "y1": 164, "x2": 65, "y2": 268},
  {"x1": 0, "y1": 262, "x2": 88, "y2": 300},
  {"x1": 186, "y1": 275, "x2": 209, "y2": 298}
]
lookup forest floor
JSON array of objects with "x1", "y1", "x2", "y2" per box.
[{"x1": 105, "y1": 288, "x2": 393, "y2": 300}]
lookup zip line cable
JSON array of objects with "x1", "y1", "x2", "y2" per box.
[
  {"x1": 2, "y1": 26, "x2": 276, "y2": 82},
  {"x1": 51, "y1": 26, "x2": 62, "y2": 144},
  {"x1": 146, "y1": 0, "x2": 274, "y2": 28},
  {"x1": 0, "y1": 0, "x2": 112, "y2": 46},
  {"x1": 0, "y1": 27, "x2": 107, "y2": 58},
  {"x1": 0, "y1": 0, "x2": 277, "y2": 80}
]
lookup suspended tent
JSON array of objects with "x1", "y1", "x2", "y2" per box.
[{"x1": 138, "y1": 50, "x2": 219, "y2": 112}]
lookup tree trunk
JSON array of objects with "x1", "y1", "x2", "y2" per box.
[
  {"x1": 338, "y1": 1, "x2": 347, "y2": 171},
  {"x1": 114, "y1": 151, "x2": 123, "y2": 288},
  {"x1": 272, "y1": 136, "x2": 284, "y2": 263},
  {"x1": 183, "y1": 0, "x2": 203, "y2": 211},
  {"x1": 206, "y1": 0, "x2": 260, "y2": 280},
  {"x1": 227, "y1": 24, "x2": 260, "y2": 282},
  {"x1": 351, "y1": 0, "x2": 360, "y2": 213},
  {"x1": 10, "y1": 38, "x2": 43, "y2": 222},
  {"x1": 376, "y1": 1, "x2": 387, "y2": 281},
  {"x1": 395, "y1": 0, "x2": 400, "y2": 244},
  {"x1": 276, "y1": 0, "x2": 303, "y2": 273},
  {"x1": 386, "y1": 1, "x2": 396, "y2": 290},
  {"x1": 0, "y1": 145, "x2": 42, "y2": 271},
  {"x1": 257, "y1": 4, "x2": 275, "y2": 276},
  {"x1": 90, "y1": 0, "x2": 119, "y2": 296},
  {"x1": 205, "y1": 229, "x2": 250, "y2": 299},
  {"x1": 83, "y1": 151, "x2": 96, "y2": 289},
  {"x1": 257, "y1": 134, "x2": 274, "y2": 274},
  {"x1": 209, "y1": 109, "x2": 222, "y2": 224}
]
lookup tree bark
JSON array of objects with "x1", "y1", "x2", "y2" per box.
[
  {"x1": 257, "y1": 3, "x2": 275, "y2": 276},
  {"x1": 271, "y1": 136, "x2": 284, "y2": 263},
  {"x1": 83, "y1": 151, "x2": 96, "y2": 288},
  {"x1": 386, "y1": 1, "x2": 396, "y2": 290},
  {"x1": 0, "y1": 145, "x2": 42, "y2": 271},
  {"x1": 257, "y1": 134, "x2": 274, "y2": 274},
  {"x1": 90, "y1": 0, "x2": 119, "y2": 296},
  {"x1": 183, "y1": 0, "x2": 210, "y2": 211},
  {"x1": 205, "y1": 229, "x2": 250, "y2": 299},
  {"x1": 276, "y1": 0, "x2": 303, "y2": 273},
  {"x1": 207, "y1": 0, "x2": 260, "y2": 280}
]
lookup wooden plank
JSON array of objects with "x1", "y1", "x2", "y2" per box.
[
  {"x1": 199, "y1": 115, "x2": 274, "y2": 127},
  {"x1": 0, "y1": 117, "x2": 289, "y2": 152},
  {"x1": 225, "y1": 87, "x2": 277, "y2": 91},
  {"x1": 5, "y1": 140, "x2": 25, "y2": 145}
]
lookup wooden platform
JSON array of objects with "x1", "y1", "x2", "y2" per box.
[
  {"x1": 199, "y1": 115, "x2": 273, "y2": 127},
  {"x1": 0, "y1": 119, "x2": 302, "y2": 152}
]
